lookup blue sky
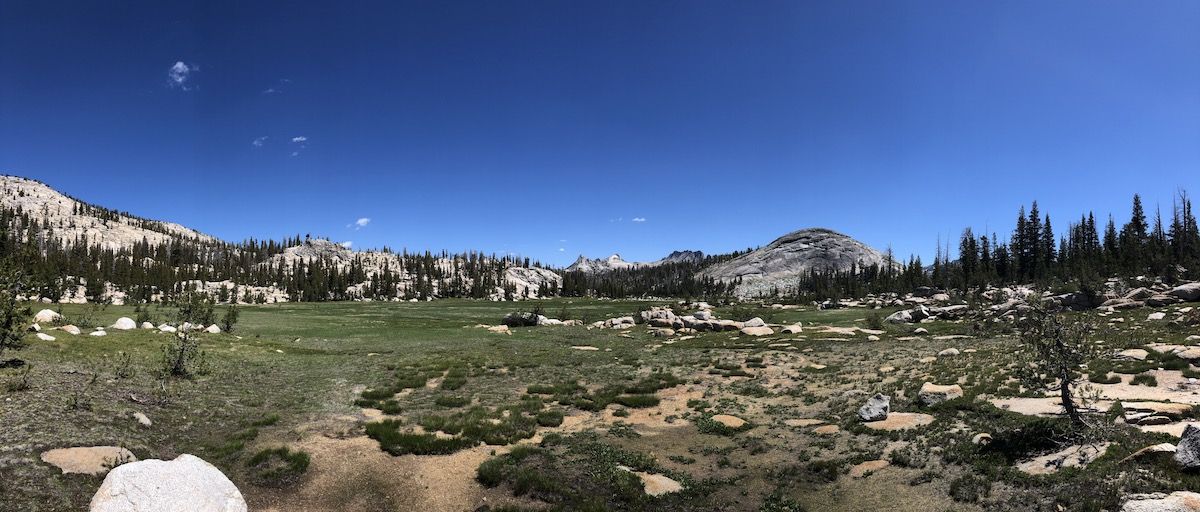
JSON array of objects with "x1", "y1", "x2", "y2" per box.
[{"x1": 1, "y1": 1, "x2": 1197, "y2": 266}]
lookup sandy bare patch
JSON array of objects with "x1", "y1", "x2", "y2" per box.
[
  {"x1": 848, "y1": 459, "x2": 889, "y2": 478},
  {"x1": 813, "y1": 425, "x2": 840, "y2": 435},
  {"x1": 863, "y1": 413, "x2": 935, "y2": 431},
  {"x1": 40, "y1": 446, "x2": 135, "y2": 475},
  {"x1": 784, "y1": 419, "x2": 824, "y2": 427},
  {"x1": 255, "y1": 434, "x2": 532, "y2": 512},
  {"x1": 1093, "y1": 371, "x2": 1200, "y2": 404},
  {"x1": 617, "y1": 465, "x2": 684, "y2": 496}
]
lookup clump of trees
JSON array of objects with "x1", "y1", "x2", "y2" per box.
[
  {"x1": 945, "y1": 191, "x2": 1200, "y2": 292},
  {"x1": 0, "y1": 265, "x2": 30, "y2": 362},
  {"x1": 793, "y1": 190, "x2": 1200, "y2": 301}
]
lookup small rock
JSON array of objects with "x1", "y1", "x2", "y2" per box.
[
  {"x1": 486, "y1": 325, "x2": 511, "y2": 335},
  {"x1": 35, "y1": 332, "x2": 56, "y2": 341},
  {"x1": 913, "y1": 327, "x2": 929, "y2": 335},
  {"x1": 1120, "y1": 443, "x2": 1176, "y2": 463},
  {"x1": 858, "y1": 393, "x2": 890, "y2": 422},
  {"x1": 133, "y1": 412, "x2": 152, "y2": 427},
  {"x1": 1174, "y1": 424, "x2": 1200, "y2": 470},
  {"x1": 1147, "y1": 312, "x2": 1167, "y2": 321},
  {"x1": 739, "y1": 326, "x2": 774, "y2": 336},
  {"x1": 937, "y1": 348, "x2": 960, "y2": 357},
  {"x1": 89, "y1": 330, "x2": 108, "y2": 337},
  {"x1": 917, "y1": 382, "x2": 963, "y2": 406},
  {"x1": 204, "y1": 324, "x2": 222, "y2": 334},
  {"x1": 110, "y1": 317, "x2": 137, "y2": 330},
  {"x1": 972, "y1": 433, "x2": 992, "y2": 445},
  {"x1": 61, "y1": 325, "x2": 81, "y2": 335},
  {"x1": 140, "y1": 322, "x2": 155, "y2": 329},
  {"x1": 743, "y1": 317, "x2": 766, "y2": 328},
  {"x1": 34, "y1": 309, "x2": 62, "y2": 324}
]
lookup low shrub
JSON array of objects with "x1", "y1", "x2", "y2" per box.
[{"x1": 246, "y1": 447, "x2": 310, "y2": 487}]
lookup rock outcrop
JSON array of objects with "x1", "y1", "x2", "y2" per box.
[{"x1": 699, "y1": 228, "x2": 892, "y2": 297}]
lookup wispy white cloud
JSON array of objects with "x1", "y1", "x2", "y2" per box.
[
  {"x1": 632, "y1": 217, "x2": 646, "y2": 223},
  {"x1": 262, "y1": 78, "x2": 291, "y2": 95},
  {"x1": 340, "y1": 241, "x2": 353, "y2": 249},
  {"x1": 558, "y1": 247, "x2": 565, "y2": 252},
  {"x1": 167, "y1": 61, "x2": 197, "y2": 90},
  {"x1": 251, "y1": 136, "x2": 268, "y2": 147},
  {"x1": 289, "y1": 136, "x2": 308, "y2": 157},
  {"x1": 355, "y1": 217, "x2": 370, "y2": 228}
]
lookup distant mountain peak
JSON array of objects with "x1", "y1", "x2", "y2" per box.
[
  {"x1": 565, "y1": 249, "x2": 704, "y2": 273},
  {"x1": 700, "y1": 227, "x2": 890, "y2": 296}
]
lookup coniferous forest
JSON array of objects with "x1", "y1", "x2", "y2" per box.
[{"x1": 1, "y1": 189, "x2": 1197, "y2": 303}]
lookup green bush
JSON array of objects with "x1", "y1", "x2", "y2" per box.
[
  {"x1": 948, "y1": 474, "x2": 991, "y2": 503},
  {"x1": 613, "y1": 394, "x2": 659, "y2": 408},
  {"x1": 435, "y1": 395, "x2": 470, "y2": 408},
  {"x1": 365, "y1": 420, "x2": 476, "y2": 455},
  {"x1": 536, "y1": 409, "x2": 564, "y2": 427},
  {"x1": 1131, "y1": 373, "x2": 1158, "y2": 387},
  {"x1": 246, "y1": 447, "x2": 310, "y2": 487}
]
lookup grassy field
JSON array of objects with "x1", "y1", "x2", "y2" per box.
[{"x1": 1, "y1": 298, "x2": 1199, "y2": 511}]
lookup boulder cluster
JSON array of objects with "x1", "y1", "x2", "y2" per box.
[
  {"x1": 582, "y1": 303, "x2": 802, "y2": 338},
  {"x1": 500, "y1": 312, "x2": 581, "y2": 327},
  {"x1": 28, "y1": 310, "x2": 225, "y2": 339},
  {"x1": 882, "y1": 279, "x2": 1200, "y2": 326}
]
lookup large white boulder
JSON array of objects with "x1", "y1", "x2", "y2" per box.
[
  {"x1": 110, "y1": 317, "x2": 137, "y2": 330},
  {"x1": 204, "y1": 324, "x2": 222, "y2": 334},
  {"x1": 61, "y1": 325, "x2": 81, "y2": 335},
  {"x1": 1121, "y1": 491, "x2": 1200, "y2": 512},
  {"x1": 34, "y1": 309, "x2": 62, "y2": 324},
  {"x1": 90, "y1": 454, "x2": 247, "y2": 512},
  {"x1": 740, "y1": 326, "x2": 774, "y2": 336},
  {"x1": 1167, "y1": 282, "x2": 1200, "y2": 302}
]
